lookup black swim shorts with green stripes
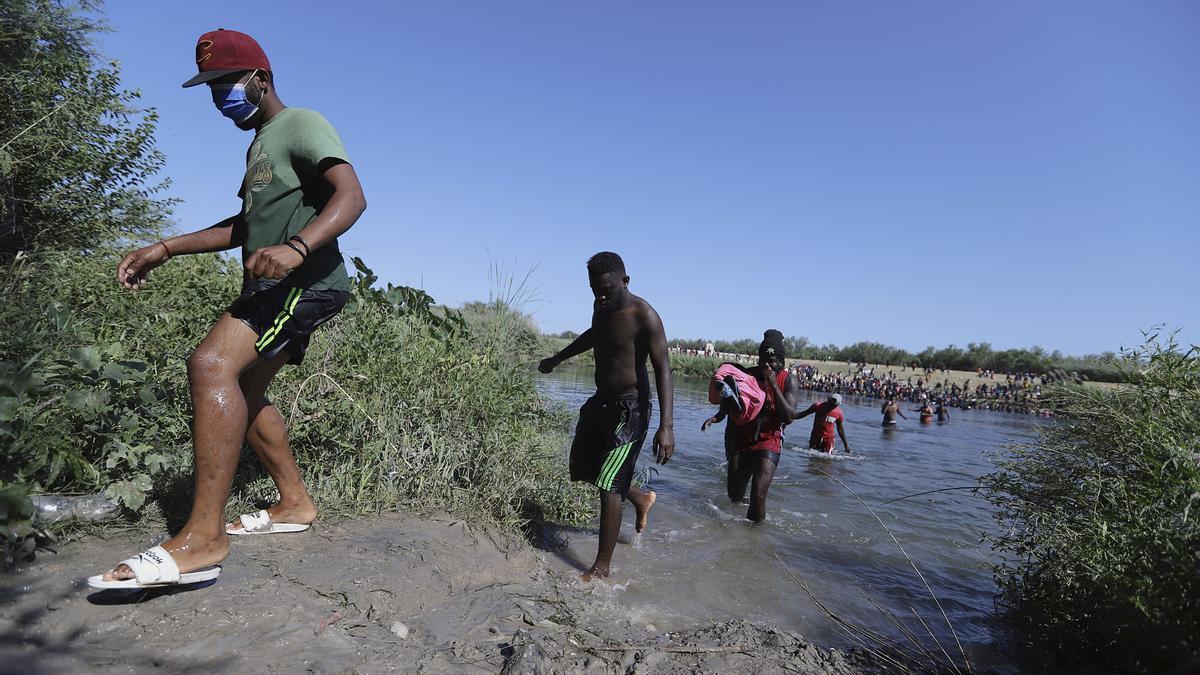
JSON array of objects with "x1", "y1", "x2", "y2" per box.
[
  {"x1": 229, "y1": 279, "x2": 349, "y2": 365},
  {"x1": 569, "y1": 394, "x2": 650, "y2": 499}
]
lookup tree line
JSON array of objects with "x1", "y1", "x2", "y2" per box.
[{"x1": 667, "y1": 336, "x2": 1123, "y2": 382}]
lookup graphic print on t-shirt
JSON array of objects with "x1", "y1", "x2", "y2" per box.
[{"x1": 243, "y1": 144, "x2": 273, "y2": 213}]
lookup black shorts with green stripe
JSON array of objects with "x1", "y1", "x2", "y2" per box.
[
  {"x1": 569, "y1": 394, "x2": 650, "y2": 499},
  {"x1": 229, "y1": 279, "x2": 349, "y2": 365}
]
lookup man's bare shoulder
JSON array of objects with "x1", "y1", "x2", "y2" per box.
[{"x1": 629, "y1": 293, "x2": 660, "y2": 320}]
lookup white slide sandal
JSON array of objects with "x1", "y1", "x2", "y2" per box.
[
  {"x1": 226, "y1": 509, "x2": 311, "y2": 535},
  {"x1": 87, "y1": 545, "x2": 221, "y2": 590}
]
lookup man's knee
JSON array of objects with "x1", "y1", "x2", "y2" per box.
[{"x1": 187, "y1": 347, "x2": 236, "y2": 386}]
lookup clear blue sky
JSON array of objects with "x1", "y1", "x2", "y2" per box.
[{"x1": 95, "y1": 1, "x2": 1198, "y2": 356}]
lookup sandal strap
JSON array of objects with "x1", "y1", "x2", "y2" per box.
[
  {"x1": 239, "y1": 509, "x2": 272, "y2": 532},
  {"x1": 119, "y1": 545, "x2": 180, "y2": 584}
]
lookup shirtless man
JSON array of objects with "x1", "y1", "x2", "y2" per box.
[
  {"x1": 538, "y1": 252, "x2": 675, "y2": 581},
  {"x1": 935, "y1": 399, "x2": 951, "y2": 422},
  {"x1": 797, "y1": 394, "x2": 852, "y2": 454},
  {"x1": 881, "y1": 396, "x2": 907, "y2": 428},
  {"x1": 915, "y1": 402, "x2": 934, "y2": 423}
]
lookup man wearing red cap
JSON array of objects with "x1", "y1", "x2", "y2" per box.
[{"x1": 91, "y1": 30, "x2": 367, "y2": 589}]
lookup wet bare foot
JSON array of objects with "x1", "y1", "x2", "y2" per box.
[
  {"x1": 101, "y1": 531, "x2": 229, "y2": 581},
  {"x1": 227, "y1": 501, "x2": 317, "y2": 533},
  {"x1": 634, "y1": 490, "x2": 656, "y2": 533},
  {"x1": 581, "y1": 565, "x2": 611, "y2": 582}
]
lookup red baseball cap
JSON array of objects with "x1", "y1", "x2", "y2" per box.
[{"x1": 182, "y1": 29, "x2": 272, "y2": 88}]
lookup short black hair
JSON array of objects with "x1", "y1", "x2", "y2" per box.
[{"x1": 587, "y1": 251, "x2": 625, "y2": 276}]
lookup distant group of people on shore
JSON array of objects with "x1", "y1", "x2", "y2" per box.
[
  {"x1": 668, "y1": 346, "x2": 1059, "y2": 416},
  {"x1": 787, "y1": 364, "x2": 1054, "y2": 416}
]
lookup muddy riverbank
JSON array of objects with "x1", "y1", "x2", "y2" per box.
[{"x1": 0, "y1": 515, "x2": 883, "y2": 674}]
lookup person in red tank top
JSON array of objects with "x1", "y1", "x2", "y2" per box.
[
  {"x1": 701, "y1": 329, "x2": 799, "y2": 523},
  {"x1": 796, "y1": 394, "x2": 852, "y2": 454}
]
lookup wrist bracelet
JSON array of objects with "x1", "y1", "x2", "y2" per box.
[
  {"x1": 283, "y1": 241, "x2": 306, "y2": 260},
  {"x1": 157, "y1": 240, "x2": 172, "y2": 259},
  {"x1": 289, "y1": 235, "x2": 311, "y2": 257}
]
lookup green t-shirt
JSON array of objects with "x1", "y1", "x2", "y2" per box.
[{"x1": 239, "y1": 107, "x2": 352, "y2": 292}]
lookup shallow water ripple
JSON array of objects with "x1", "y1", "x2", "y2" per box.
[{"x1": 538, "y1": 367, "x2": 1045, "y2": 670}]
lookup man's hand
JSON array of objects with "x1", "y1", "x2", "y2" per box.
[
  {"x1": 652, "y1": 426, "x2": 675, "y2": 464},
  {"x1": 759, "y1": 361, "x2": 776, "y2": 386},
  {"x1": 116, "y1": 243, "x2": 170, "y2": 289},
  {"x1": 701, "y1": 415, "x2": 719, "y2": 432},
  {"x1": 245, "y1": 244, "x2": 304, "y2": 281},
  {"x1": 537, "y1": 356, "x2": 560, "y2": 374}
]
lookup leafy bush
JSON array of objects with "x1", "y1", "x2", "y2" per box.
[
  {"x1": 0, "y1": 0, "x2": 592, "y2": 554},
  {"x1": 980, "y1": 335, "x2": 1200, "y2": 671},
  {"x1": 1, "y1": 0, "x2": 171, "y2": 254},
  {"x1": 0, "y1": 485, "x2": 50, "y2": 570},
  {"x1": 251, "y1": 259, "x2": 593, "y2": 531},
  {"x1": 0, "y1": 251, "x2": 238, "y2": 514},
  {"x1": 2, "y1": 250, "x2": 593, "y2": 534},
  {"x1": 668, "y1": 352, "x2": 725, "y2": 379}
]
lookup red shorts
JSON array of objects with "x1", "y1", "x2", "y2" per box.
[{"x1": 808, "y1": 434, "x2": 834, "y2": 453}]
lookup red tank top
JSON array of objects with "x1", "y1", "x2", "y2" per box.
[{"x1": 731, "y1": 370, "x2": 791, "y2": 453}]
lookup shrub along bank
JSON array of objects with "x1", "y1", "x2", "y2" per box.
[
  {"x1": 1, "y1": 251, "x2": 592, "y2": 545},
  {"x1": 2, "y1": 253, "x2": 575, "y2": 566},
  {"x1": 980, "y1": 337, "x2": 1200, "y2": 671},
  {"x1": 0, "y1": 0, "x2": 591, "y2": 566}
]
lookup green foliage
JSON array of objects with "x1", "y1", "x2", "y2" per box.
[
  {"x1": 2, "y1": 248, "x2": 593, "y2": 534},
  {"x1": 979, "y1": 335, "x2": 1200, "y2": 671},
  {"x1": 668, "y1": 352, "x2": 725, "y2": 379},
  {"x1": 0, "y1": 250, "x2": 240, "y2": 513},
  {"x1": 0, "y1": 0, "x2": 172, "y2": 254},
  {"x1": 267, "y1": 282, "x2": 593, "y2": 530},
  {"x1": 0, "y1": 0, "x2": 180, "y2": 557},
  {"x1": 0, "y1": 1, "x2": 591, "y2": 554},
  {"x1": 0, "y1": 484, "x2": 51, "y2": 570},
  {"x1": 347, "y1": 256, "x2": 465, "y2": 336},
  {"x1": 668, "y1": 335, "x2": 1124, "y2": 382}
]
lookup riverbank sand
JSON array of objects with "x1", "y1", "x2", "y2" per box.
[{"x1": 1, "y1": 514, "x2": 885, "y2": 673}]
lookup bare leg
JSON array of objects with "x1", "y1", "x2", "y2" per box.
[
  {"x1": 727, "y1": 450, "x2": 752, "y2": 504},
  {"x1": 582, "y1": 489, "x2": 624, "y2": 581},
  {"x1": 628, "y1": 486, "x2": 656, "y2": 533},
  {"x1": 104, "y1": 315, "x2": 259, "y2": 580},
  {"x1": 747, "y1": 456, "x2": 778, "y2": 523},
  {"x1": 227, "y1": 355, "x2": 317, "y2": 531}
]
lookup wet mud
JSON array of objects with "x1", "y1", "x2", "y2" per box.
[{"x1": 0, "y1": 515, "x2": 883, "y2": 673}]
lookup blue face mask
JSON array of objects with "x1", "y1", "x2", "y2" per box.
[{"x1": 210, "y1": 71, "x2": 261, "y2": 124}]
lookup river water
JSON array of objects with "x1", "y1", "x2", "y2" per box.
[{"x1": 537, "y1": 366, "x2": 1043, "y2": 671}]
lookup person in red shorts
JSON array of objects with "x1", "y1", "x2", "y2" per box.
[{"x1": 796, "y1": 394, "x2": 852, "y2": 454}]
